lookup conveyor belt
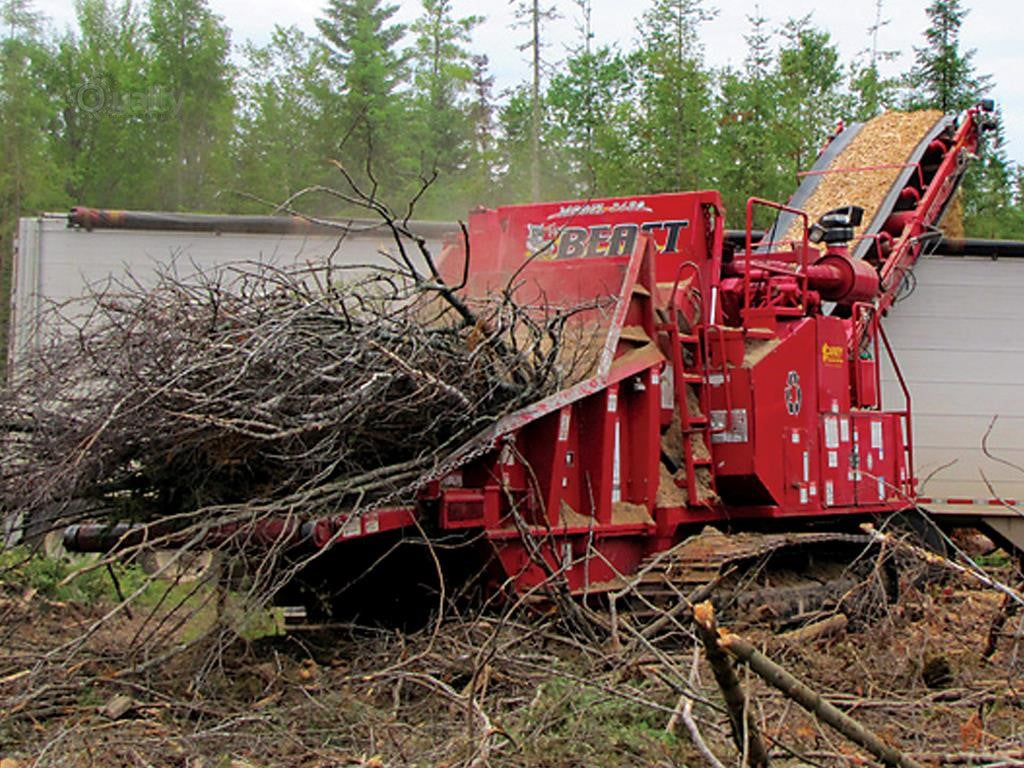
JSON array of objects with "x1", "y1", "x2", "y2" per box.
[{"x1": 763, "y1": 112, "x2": 955, "y2": 261}]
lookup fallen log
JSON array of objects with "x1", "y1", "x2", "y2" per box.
[
  {"x1": 717, "y1": 628, "x2": 922, "y2": 768},
  {"x1": 780, "y1": 614, "x2": 848, "y2": 644}
]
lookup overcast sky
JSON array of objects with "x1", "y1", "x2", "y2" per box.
[{"x1": 35, "y1": 0, "x2": 1023, "y2": 165}]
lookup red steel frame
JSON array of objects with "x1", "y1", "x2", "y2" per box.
[{"x1": 65, "y1": 106, "x2": 993, "y2": 599}]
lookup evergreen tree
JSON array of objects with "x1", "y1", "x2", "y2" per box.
[
  {"x1": 147, "y1": 0, "x2": 233, "y2": 210},
  {"x1": 408, "y1": 0, "x2": 481, "y2": 180},
  {"x1": 511, "y1": 0, "x2": 559, "y2": 201},
  {"x1": 904, "y1": 0, "x2": 989, "y2": 112},
  {"x1": 714, "y1": 8, "x2": 788, "y2": 223},
  {"x1": 233, "y1": 26, "x2": 338, "y2": 211},
  {"x1": 849, "y1": 0, "x2": 898, "y2": 120},
  {"x1": 316, "y1": 0, "x2": 408, "y2": 195},
  {"x1": 546, "y1": 46, "x2": 639, "y2": 197},
  {"x1": 774, "y1": 17, "x2": 844, "y2": 174},
  {"x1": 467, "y1": 54, "x2": 495, "y2": 185},
  {"x1": 632, "y1": 0, "x2": 715, "y2": 193},
  {"x1": 903, "y1": 0, "x2": 1017, "y2": 237},
  {"x1": 544, "y1": 0, "x2": 639, "y2": 197},
  {"x1": 961, "y1": 110, "x2": 1024, "y2": 237}
]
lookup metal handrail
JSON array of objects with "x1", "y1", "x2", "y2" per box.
[{"x1": 744, "y1": 197, "x2": 811, "y2": 316}]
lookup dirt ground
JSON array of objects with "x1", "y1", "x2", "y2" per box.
[{"x1": 1, "y1": 551, "x2": 1022, "y2": 768}]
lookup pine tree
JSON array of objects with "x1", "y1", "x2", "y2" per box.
[
  {"x1": 961, "y1": 110, "x2": 1024, "y2": 237},
  {"x1": 904, "y1": 0, "x2": 989, "y2": 112},
  {"x1": 544, "y1": 0, "x2": 639, "y2": 197},
  {"x1": 546, "y1": 46, "x2": 638, "y2": 197},
  {"x1": 903, "y1": 0, "x2": 1016, "y2": 237},
  {"x1": 233, "y1": 26, "x2": 338, "y2": 211},
  {"x1": 849, "y1": 0, "x2": 898, "y2": 120},
  {"x1": 147, "y1": 0, "x2": 233, "y2": 209},
  {"x1": 468, "y1": 54, "x2": 494, "y2": 168},
  {"x1": 408, "y1": 0, "x2": 481, "y2": 179},
  {"x1": 715, "y1": 8, "x2": 789, "y2": 223},
  {"x1": 632, "y1": 0, "x2": 716, "y2": 193},
  {"x1": 512, "y1": 0, "x2": 559, "y2": 201},
  {"x1": 774, "y1": 17, "x2": 844, "y2": 174},
  {"x1": 316, "y1": 0, "x2": 407, "y2": 194}
]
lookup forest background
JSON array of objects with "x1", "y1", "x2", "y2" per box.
[{"x1": 2, "y1": 0, "x2": 1020, "y2": 265}]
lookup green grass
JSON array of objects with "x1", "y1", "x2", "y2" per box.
[
  {"x1": 0, "y1": 546, "x2": 155, "y2": 604},
  {"x1": 0, "y1": 546, "x2": 285, "y2": 641},
  {"x1": 973, "y1": 549, "x2": 1012, "y2": 569}
]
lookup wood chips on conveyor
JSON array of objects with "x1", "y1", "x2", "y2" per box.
[{"x1": 782, "y1": 110, "x2": 943, "y2": 249}]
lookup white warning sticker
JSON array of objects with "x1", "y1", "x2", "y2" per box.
[
  {"x1": 824, "y1": 416, "x2": 839, "y2": 449},
  {"x1": 558, "y1": 409, "x2": 571, "y2": 441}
]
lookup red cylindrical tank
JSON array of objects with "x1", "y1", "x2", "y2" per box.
[{"x1": 805, "y1": 252, "x2": 880, "y2": 303}]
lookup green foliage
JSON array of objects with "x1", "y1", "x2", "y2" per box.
[
  {"x1": 962, "y1": 111, "x2": 1024, "y2": 238},
  {"x1": 509, "y1": 676, "x2": 686, "y2": 766},
  {"x1": 315, "y1": 0, "x2": 410, "y2": 202},
  {"x1": 147, "y1": 0, "x2": 234, "y2": 210},
  {"x1": 713, "y1": 10, "x2": 787, "y2": 224},
  {"x1": 0, "y1": 546, "x2": 149, "y2": 603},
  {"x1": 632, "y1": 0, "x2": 716, "y2": 193},
  {"x1": 233, "y1": 26, "x2": 338, "y2": 211},
  {"x1": 2, "y1": 0, "x2": 1024, "y2": 258},
  {"x1": 774, "y1": 17, "x2": 845, "y2": 175},
  {"x1": 904, "y1": 0, "x2": 990, "y2": 112},
  {"x1": 545, "y1": 46, "x2": 641, "y2": 197},
  {"x1": 0, "y1": 2, "x2": 68, "y2": 369},
  {"x1": 409, "y1": 0, "x2": 480, "y2": 168},
  {"x1": 901, "y1": 0, "x2": 1013, "y2": 237}
]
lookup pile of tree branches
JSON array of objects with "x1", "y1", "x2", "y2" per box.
[{"x1": 0, "y1": 257, "x2": 605, "y2": 541}]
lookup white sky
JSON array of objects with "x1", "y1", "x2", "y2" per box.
[{"x1": 35, "y1": 0, "x2": 1023, "y2": 165}]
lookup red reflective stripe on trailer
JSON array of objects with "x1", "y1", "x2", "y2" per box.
[{"x1": 924, "y1": 497, "x2": 1021, "y2": 508}]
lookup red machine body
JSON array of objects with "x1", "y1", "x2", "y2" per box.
[
  {"x1": 412, "y1": 189, "x2": 910, "y2": 595},
  {"x1": 274, "y1": 104, "x2": 990, "y2": 597},
  {"x1": 64, "y1": 105, "x2": 995, "y2": 601}
]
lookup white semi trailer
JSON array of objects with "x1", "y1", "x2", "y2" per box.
[
  {"x1": 9, "y1": 210, "x2": 454, "y2": 378},
  {"x1": 7, "y1": 210, "x2": 1024, "y2": 550}
]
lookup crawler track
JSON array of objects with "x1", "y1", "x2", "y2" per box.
[{"x1": 624, "y1": 528, "x2": 889, "y2": 629}]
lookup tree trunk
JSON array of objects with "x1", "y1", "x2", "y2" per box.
[
  {"x1": 693, "y1": 601, "x2": 770, "y2": 767},
  {"x1": 719, "y1": 630, "x2": 923, "y2": 768}
]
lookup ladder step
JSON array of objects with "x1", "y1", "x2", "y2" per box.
[{"x1": 620, "y1": 324, "x2": 652, "y2": 343}]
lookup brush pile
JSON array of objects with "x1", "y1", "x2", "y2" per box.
[{"x1": 0, "y1": 259, "x2": 605, "y2": 537}]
